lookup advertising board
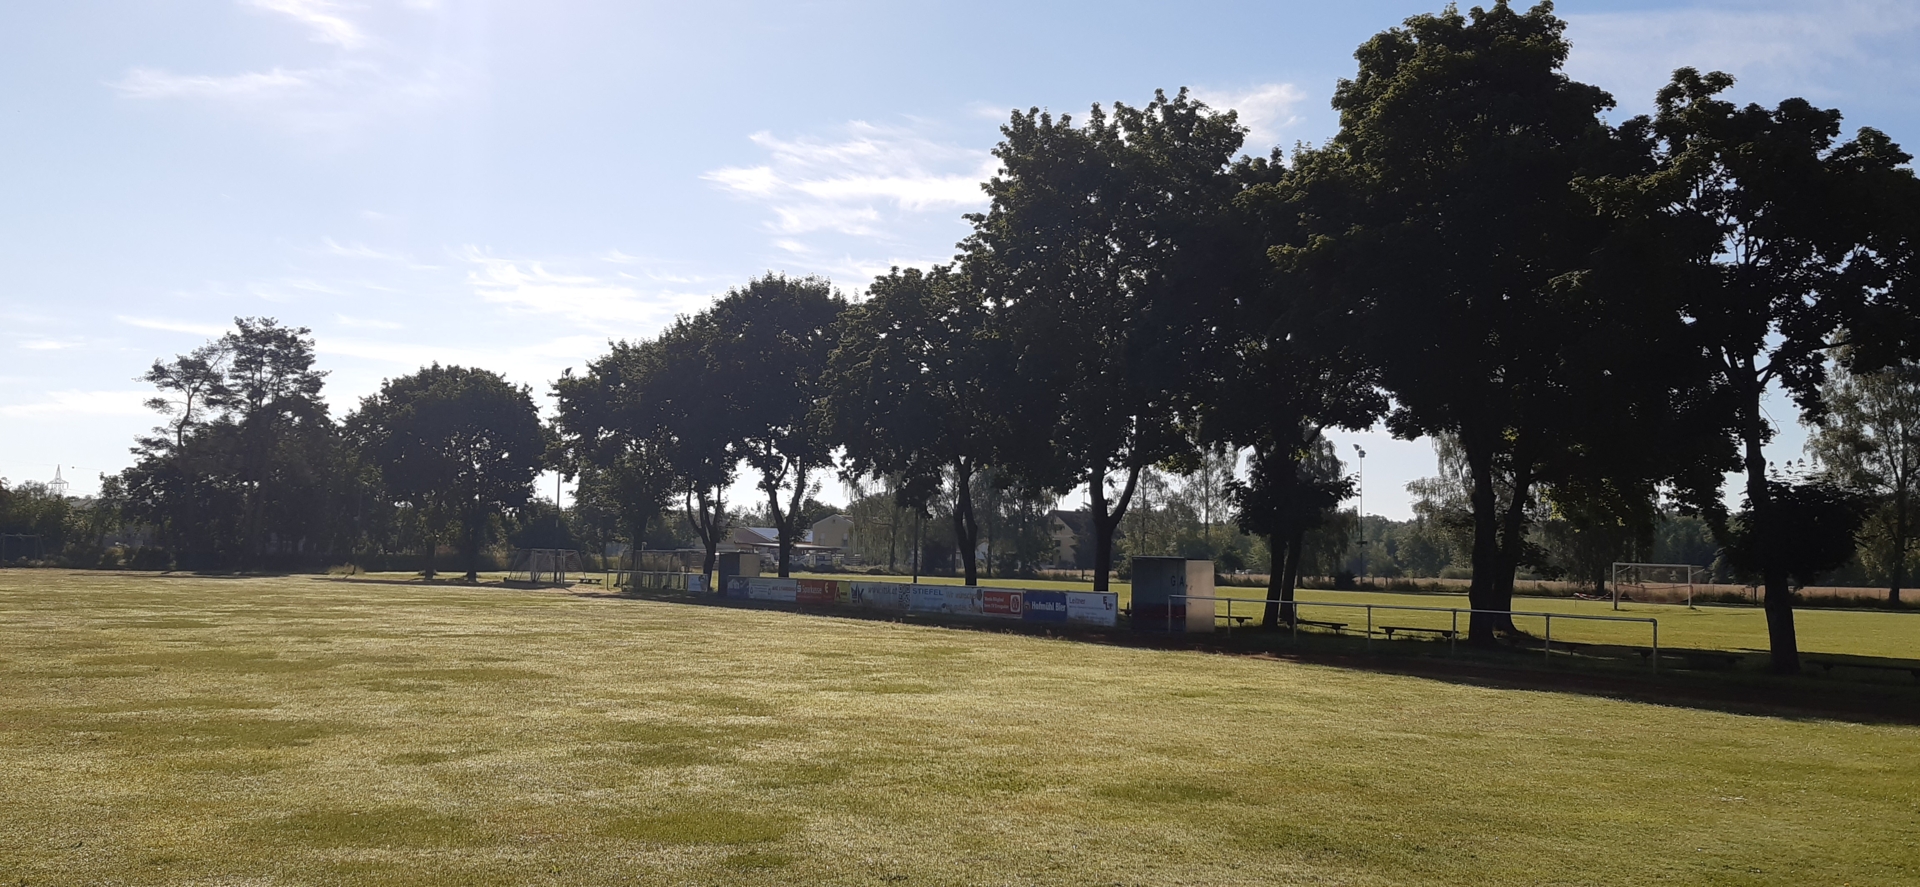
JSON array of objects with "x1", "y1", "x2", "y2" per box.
[
  {"x1": 731, "y1": 577, "x2": 797, "y2": 602},
  {"x1": 943, "y1": 586, "x2": 982, "y2": 615},
  {"x1": 1021, "y1": 590, "x2": 1068, "y2": 623},
  {"x1": 981, "y1": 589, "x2": 1024, "y2": 618},
  {"x1": 909, "y1": 584, "x2": 947, "y2": 613},
  {"x1": 795, "y1": 578, "x2": 839, "y2": 605},
  {"x1": 1065, "y1": 591, "x2": 1118, "y2": 627},
  {"x1": 851, "y1": 582, "x2": 911, "y2": 610}
]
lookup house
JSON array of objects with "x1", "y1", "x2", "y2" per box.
[
  {"x1": 1046, "y1": 509, "x2": 1120, "y2": 570},
  {"x1": 724, "y1": 514, "x2": 856, "y2": 569}
]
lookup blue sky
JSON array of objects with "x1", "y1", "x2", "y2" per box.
[{"x1": 3, "y1": 0, "x2": 1917, "y2": 518}]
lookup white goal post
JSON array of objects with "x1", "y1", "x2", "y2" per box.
[
  {"x1": 507, "y1": 548, "x2": 584, "y2": 585},
  {"x1": 1609, "y1": 562, "x2": 1705, "y2": 610}
]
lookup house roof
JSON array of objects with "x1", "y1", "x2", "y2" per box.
[{"x1": 1049, "y1": 509, "x2": 1121, "y2": 539}]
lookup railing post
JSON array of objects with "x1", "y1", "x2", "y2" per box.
[
  {"x1": 1450, "y1": 610, "x2": 1457, "y2": 657},
  {"x1": 1544, "y1": 614, "x2": 1552, "y2": 663},
  {"x1": 1365, "y1": 605, "x2": 1372, "y2": 650},
  {"x1": 1652, "y1": 622, "x2": 1659, "y2": 674}
]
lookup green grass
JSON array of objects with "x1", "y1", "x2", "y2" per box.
[{"x1": 2, "y1": 569, "x2": 1917, "y2": 885}]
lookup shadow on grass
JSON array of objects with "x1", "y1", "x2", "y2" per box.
[{"x1": 601, "y1": 587, "x2": 1920, "y2": 728}]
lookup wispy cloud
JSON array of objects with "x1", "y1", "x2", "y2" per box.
[
  {"x1": 0, "y1": 391, "x2": 153, "y2": 419},
  {"x1": 1566, "y1": 0, "x2": 1920, "y2": 113},
  {"x1": 109, "y1": 1, "x2": 470, "y2": 138},
  {"x1": 245, "y1": 0, "x2": 366, "y2": 49},
  {"x1": 704, "y1": 121, "x2": 994, "y2": 241},
  {"x1": 116, "y1": 316, "x2": 228, "y2": 337},
  {"x1": 1191, "y1": 83, "x2": 1311, "y2": 154},
  {"x1": 18, "y1": 339, "x2": 79, "y2": 351},
  {"x1": 461, "y1": 247, "x2": 716, "y2": 333}
]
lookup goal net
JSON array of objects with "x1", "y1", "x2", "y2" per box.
[
  {"x1": 507, "y1": 548, "x2": 584, "y2": 585},
  {"x1": 1609, "y1": 562, "x2": 1703, "y2": 609}
]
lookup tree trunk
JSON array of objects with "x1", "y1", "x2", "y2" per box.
[
  {"x1": 1280, "y1": 530, "x2": 1304, "y2": 626},
  {"x1": 1742, "y1": 362, "x2": 1799, "y2": 674},
  {"x1": 1262, "y1": 532, "x2": 1287, "y2": 629},
  {"x1": 952, "y1": 459, "x2": 980, "y2": 586},
  {"x1": 422, "y1": 536, "x2": 436, "y2": 581},
  {"x1": 1088, "y1": 461, "x2": 1143, "y2": 593},
  {"x1": 1491, "y1": 459, "x2": 1533, "y2": 635},
  {"x1": 685, "y1": 487, "x2": 721, "y2": 581},
  {"x1": 463, "y1": 506, "x2": 482, "y2": 583},
  {"x1": 1464, "y1": 436, "x2": 1502, "y2": 645}
]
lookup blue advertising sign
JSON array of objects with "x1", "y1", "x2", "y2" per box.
[{"x1": 1022, "y1": 590, "x2": 1068, "y2": 623}]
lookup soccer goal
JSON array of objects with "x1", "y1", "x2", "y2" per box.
[
  {"x1": 1609, "y1": 562, "x2": 1704, "y2": 609},
  {"x1": 507, "y1": 548, "x2": 584, "y2": 585}
]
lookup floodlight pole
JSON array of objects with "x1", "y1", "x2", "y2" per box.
[{"x1": 1352, "y1": 445, "x2": 1367, "y2": 548}]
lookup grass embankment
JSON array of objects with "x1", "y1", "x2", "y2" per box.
[{"x1": 3, "y1": 570, "x2": 1916, "y2": 886}]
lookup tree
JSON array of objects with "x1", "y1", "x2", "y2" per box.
[
  {"x1": 1806, "y1": 360, "x2": 1920, "y2": 601},
  {"x1": 652, "y1": 313, "x2": 741, "y2": 579},
  {"x1": 350, "y1": 365, "x2": 547, "y2": 582},
  {"x1": 966, "y1": 89, "x2": 1243, "y2": 591},
  {"x1": 705, "y1": 274, "x2": 845, "y2": 578},
  {"x1": 555, "y1": 338, "x2": 679, "y2": 565},
  {"x1": 829, "y1": 265, "x2": 1003, "y2": 585},
  {"x1": 1278, "y1": 2, "x2": 1655, "y2": 642},
  {"x1": 1617, "y1": 68, "x2": 1916, "y2": 671},
  {"x1": 121, "y1": 317, "x2": 337, "y2": 569},
  {"x1": 221, "y1": 318, "x2": 329, "y2": 566}
]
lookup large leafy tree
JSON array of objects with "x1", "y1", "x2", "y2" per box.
[
  {"x1": 829, "y1": 265, "x2": 1003, "y2": 585},
  {"x1": 350, "y1": 364, "x2": 547, "y2": 582},
  {"x1": 1279, "y1": 2, "x2": 1652, "y2": 642},
  {"x1": 554, "y1": 338, "x2": 679, "y2": 565},
  {"x1": 1805, "y1": 361, "x2": 1920, "y2": 602},
  {"x1": 121, "y1": 317, "x2": 337, "y2": 568},
  {"x1": 704, "y1": 274, "x2": 845, "y2": 578},
  {"x1": 1613, "y1": 68, "x2": 1917, "y2": 671},
  {"x1": 1211, "y1": 155, "x2": 1385, "y2": 627},
  {"x1": 965, "y1": 89, "x2": 1242, "y2": 592}
]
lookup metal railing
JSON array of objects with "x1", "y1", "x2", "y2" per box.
[
  {"x1": 617, "y1": 570, "x2": 705, "y2": 592},
  {"x1": 1163, "y1": 594, "x2": 1660, "y2": 672}
]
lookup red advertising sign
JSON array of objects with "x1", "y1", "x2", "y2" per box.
[
  {"x1": 982, "y1": 589, "x2": 1024, "y2": 617},
  {"x1": 795, "y1": 579, "x2": 838, "y2": 605}
]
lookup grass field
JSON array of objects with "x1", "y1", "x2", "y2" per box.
[{"x1": 3, "y1": 570, "x2": 1918, "y2": 885}]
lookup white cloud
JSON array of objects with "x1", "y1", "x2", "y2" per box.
[
  {"x1": 334, "y1": 313, "x2": 403, "y2": 330},
  {"x1": 112, "y1": 67, "x2": 315, "y2": 101},
  {"x1": 0, "y1": 391, "x2": 153, "y2": 419},
  {"x1": 322, "y1": 237, "x2": 407, "y2": 262},
  {"x1": 19, "y1": 339, "x2": 78, "y2": 351},
  {"x1": 703, "y1": 121, "x2": 994, "y2": 242},
  {"x1": 1192, "y1": 83, "x2": 1311, "y2": 154},
  {"x1": 109, "y1": 2, "x2": 473, "y2": 139},
  {"x1": 245, "y1": 0, "x2": 366, "y2": 50},
  {"x1": 116, "y1": 316, "x2": 228, "y2": 337},
  {"x1": 461, "y1": 247, "x2": 715, "y2": 333},
  {"x1": 1566, "y1": 1, "x2": 1920, "y2": 113}
]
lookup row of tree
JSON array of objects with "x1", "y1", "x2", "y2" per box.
[{"x1": 107, "y1": 1, "x2": 1920, "y2": 675}]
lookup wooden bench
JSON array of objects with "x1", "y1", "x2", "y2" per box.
[
  {"x1": 1378, "y1": 625, "x2": 1454, "y2": 640},
  {"x1": 578, "y1": 576, "x2": 603, "y2": 586},
  {"x1": 1218, "y1": 614, "x2": 1253, "y2": 627},
  {"x1": 1806, "y1": 659, "x2": 1920, "y2": 680},
  {"x1": 1292, "y1": 618, "x2": 1349, "y2": 633}
]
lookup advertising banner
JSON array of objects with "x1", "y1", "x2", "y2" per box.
[
  {"x1": 851, "y1": 582, "x2": 911, "y2": 610},
  {"x1": 1021, "y1": 590, "x2": 1068, "y2": 623},
  {"x1": 795, "y1": 578, "x2": 839, "y2": 605},
  {"x1": 981, "y1": 589, "x2": 1024, "y2": 618},
  {"x1": 909, "y1": 584, "x2": 948, "y2": 613},
  {"x1": 941, "y1": 586, "x2": 982, "y2": 615},
  {"x1": 731, "y1": 577, "x2": 797, "y2": 602},
  {"x1": 1066, "y1": 591, "x2": 1118, "y2": 627},
  {"x1": 687, "y1": 574, "x2": 708, "y2": 594}
]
